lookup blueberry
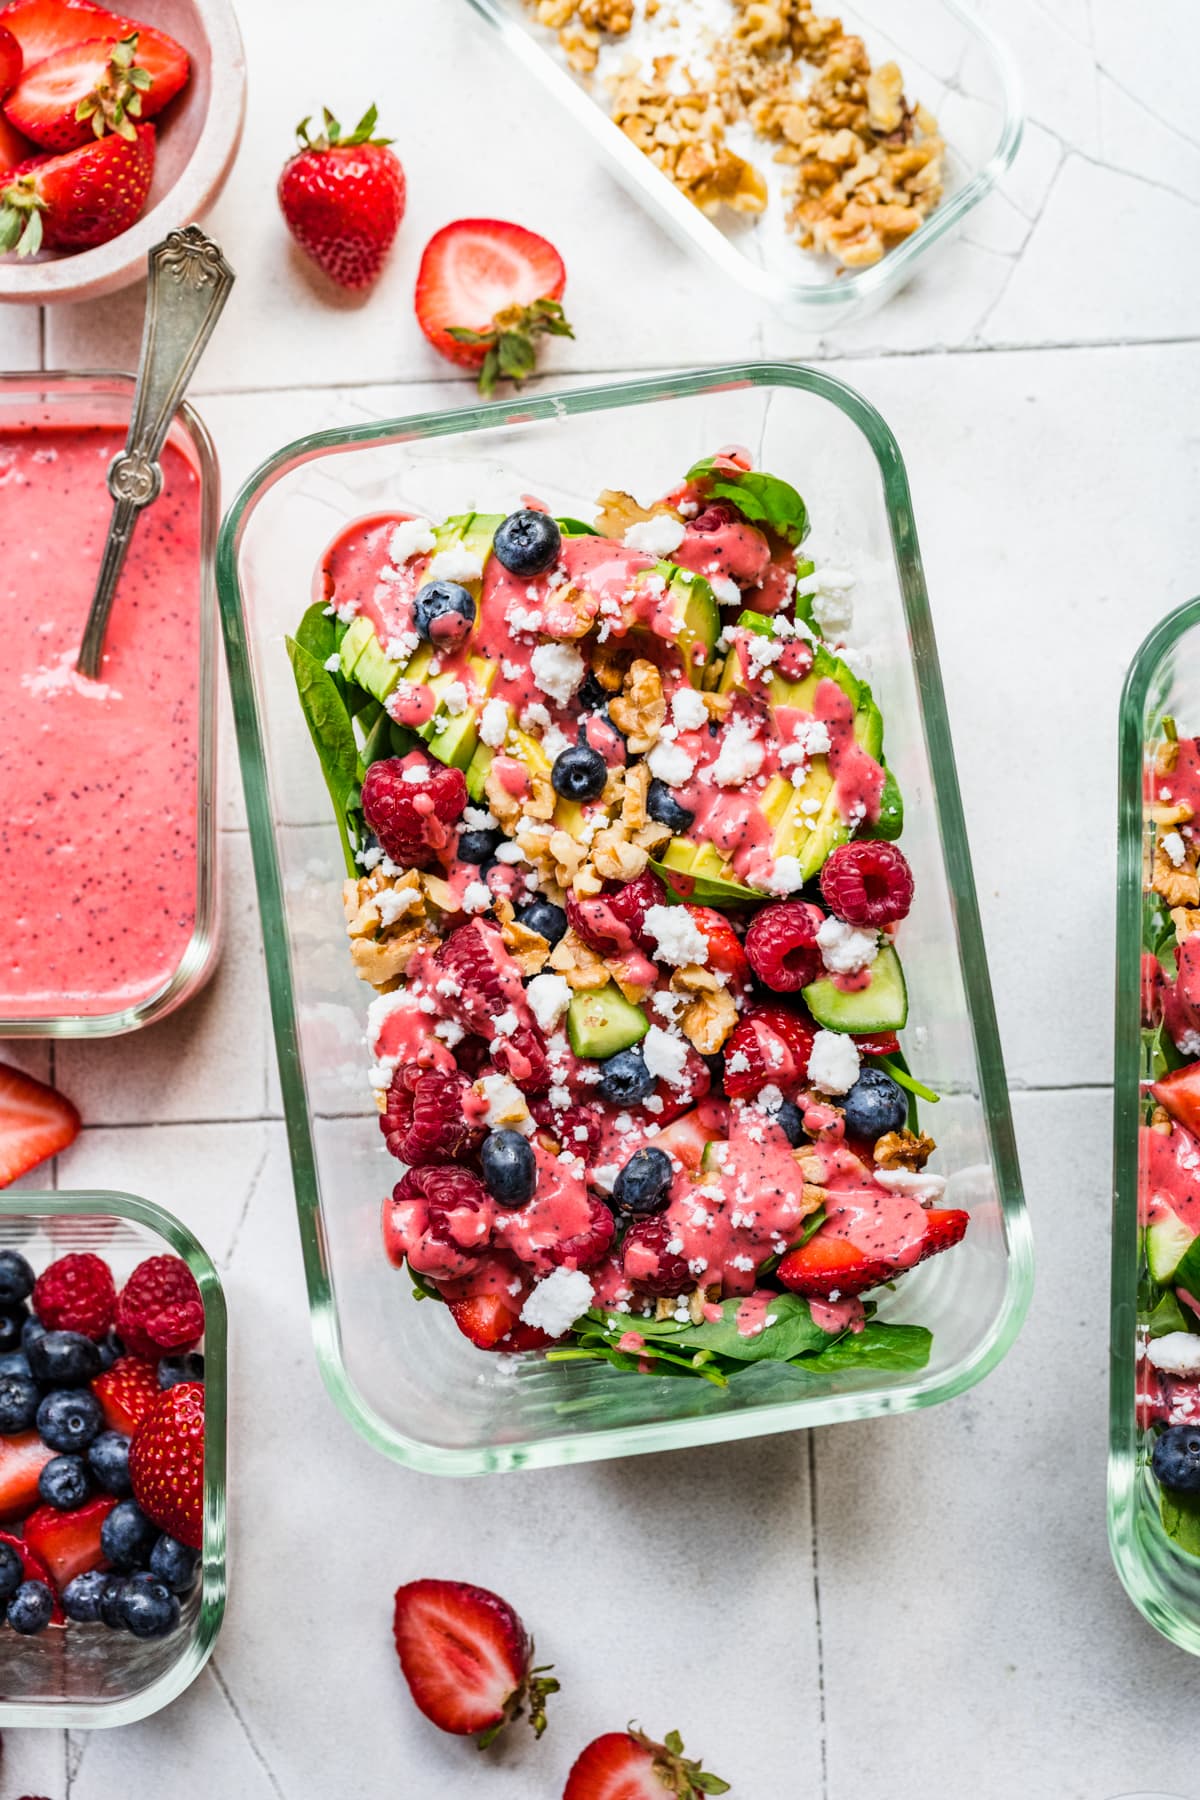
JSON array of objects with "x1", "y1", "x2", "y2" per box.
[
  {"x1": 613, "y1": 1146, "x2": 674, "y2": 1215},
  {"x1": 27, "y1": 1330, "x2": 102, "y2": 1388},
  {"x1": 37, "y1": 1388, "x2": 102, "y2": 1454},
  {"x1": 62, "y1": 1568, "x2": 111, "y2": 1624},
  {"x1": 774, "y1": 1099, "x2": 805, "y2": 1148},
  {"x1": 87, "y1": 1430, "x2": 132, "y2": 1496},
  {"x1": 412, "y1": 580, "x2": 476, "y2": 647},
  {"x1": 38, "y1": 1454, "x2": 91, "y2": 1510},
  {"x1": 493, "y1": 509, "x2": 561, "y2": 577},
  {"x1": 0, "y1": 1251, "x2": 34, "y2": 1307},
  {"x1": 0, "y1": 1307, "x2": 27, "y2": 1354},
  {"x1": 1153, "y1": 1424, "x2": 1200, "y2": 1493},
  {"x1": 20, "y1": 1315, "x2": 46, "y2": 1356},
  {"x1": 598, "y1": 1047, "x2": 653, "y2": 1106},
  {"x1": 0, "y1": 1543, "x2": 23, "y2": 1603},
  {"x1": 99, "y1": 1575, "x2": 131, "y2": 1629},
  {"x1": 157, "y1": 1353, "x2": 204, "y2": 1391},
  {"x1": 0, "y1": 1372, "x2": 40, "y2": 1434},
  {"x1": 480, "y1": 1130, "x2": 537, "y2": 1208},
  {"x1": 840, "y1": 1066, "x2": 907, "y2": 1140},
  {"x1": 0, "y1": 1350, "x2": 31, "y2": 1380},
  {"x1": 577, "y1": 671, "x2": 608, "y2": 712},
  {"x1": 101, "y1": 1500, "x2": 158, "y2": 1572},
  {"x1": 551, "y1": 743, "x2": 607, "y2": 803},
  {"x1": 647, "y1": 779, "x2": 695, "y2": 834},
  {"x1": 516, "y1": 899, "x2": 567, "y2": 947},
  {"x1": 121, "y1": 1574, "x2": 180, "y2": 1640},
  {"x1": 8, "y1": 1579, "x2": 54, "y2": 1634},
  {"x1": 457, "y1": 828, "x2": 502, "y2": 867},
  {"x1": 149, "y1": 1534, "x2": 200, "y2": 1595},
  {"x1": 95, "y1": 1330, "x2": 123, "y2": 1372}
]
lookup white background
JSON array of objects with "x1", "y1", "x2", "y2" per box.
[{"x1": 5, "y1": 1, "x2": 1200, "y2": 1794}]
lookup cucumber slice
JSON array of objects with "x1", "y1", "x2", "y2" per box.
[
  {"x1": 802, "y1": 944, "x2": 908, "y2": 1034},
  {"x1": 567, "y1": 984, "x2": 649, "y2": 1059},
  {"x1": 1147, "y1": 1205, "x2": 1197, "y2": 1284}
]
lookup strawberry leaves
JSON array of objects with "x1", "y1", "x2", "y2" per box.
[
  {"x1": 632, "y1": 1726, "x2": 731, "y2": 1798},
  {"x1": 75, "y1": 32, "x2": 151, "y2": 143},
  {"x1": 0, "y1": 178, "x2": 46, "y2": 257},
  {"x1": 448, "y1": 297, "x2": 574, "y2": 398},
  {"x1": 295, "y1": 102, "x2": 393, "y2": 153}
]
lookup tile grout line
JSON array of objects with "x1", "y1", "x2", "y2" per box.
[
  {"x1": 807, "y1": 1430, "x2": 829, "y2": 1800},
  {"x1": 210, "y1": 1661, "x2": 290, "y2": 1800}
]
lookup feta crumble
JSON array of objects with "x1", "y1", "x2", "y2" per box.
[
  {"x1": 374, "y1": 885, "x2": 423, "y2": 928},
  {"x1": 643, "y1": 904, "x2": 709, "y2": 967},
  {"x1": 1162, "y1": 830, "x2": 1187, "y2": 868},
  {"x1": 520, "y1": 1267, "x2": 594, "y2": 1337},
  {"x1": 525, "y1": 972, "x2": 572, "y2": 1032},
  {"x1": 816, "y1": 915, "x2": 880, "y2": 976},
  {"x1": 1147, "y1": 1332, "x2": 1200, "y2": 1377},
  {"x1": 711, "y1": 718, "x2": 764, "y2": 788},
  {"x1": 462, "y1": 882, "x2": 492, "y2": 914},
  {"x1": 807, "y1": 1029, "x2": 861, "y2": 1096},
  {"x1": 623, "y1": 513, "x2": 686, "y2": 557},
  {"x1": 530, "y1": 642, "x2": 585, "y2": 706},
  {"x1": 671, "y1": 686, "x2": 709, "y2": 733},
  {"x1": 764, "y1": 856, "x2": 804, "y2": 895},
  {"x1": 647, "y1": 738, "x2": 696, "y2": 787},
  {"x1": 479, "y1": 699, "x2": 509, "y2": 748},
  {"x1": 441, "y1": 681, "x2": 468, "y2": 717},
  {"x1": 642, "y1": 1025, "x2": 690, "y2": 1087},
  {"x1": 873, "y1": 1168, "x2": 948, "y2": 1202},
  {"x1": 426, "y1": 544, "x2": 484, "y2": 585},
  {"x1": 388, "y1": 518, "x2": 437, "y2": 565}
]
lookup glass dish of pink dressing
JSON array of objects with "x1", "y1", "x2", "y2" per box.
[{"x1": 0, "y1": 372, "x2": 219, "y2": 1037}]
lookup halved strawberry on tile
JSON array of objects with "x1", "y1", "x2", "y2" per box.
[
  {"x1": 0, "y1": 1528, "x2": 64, "y2": 1621},
  {"x1": 415, "y1": 218, "x2": 573, "y2": 397},
  {"x1": 0, "y1": 1061, "x2": 80, "y2": 1187},
  {"x1": 5, "y1": 25, "x2": 187, "y2": 153},
  {"x1": 392, "y1": 1578, "x2": 557, "y2": 1745},
  {"x1": 24, "y1": 1494, "x2": 115, "y2": 1589},
  {"x1": 564, "y1": 1726, "x2": 728, "y2": 1800},
  {"x1": 0, "y1": 1427, "x2": 55, "y2": 1521}
]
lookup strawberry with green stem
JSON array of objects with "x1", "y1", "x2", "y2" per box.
[
  {"x1": 278, "y1": 103, "x2": 406, "y2": 292},
  {"x1": 415, "y1": 218, "x2": 574, "y2": 397},
  {"x1": 564, "y1": 1725, "x2": 730, "y2": 1799}
]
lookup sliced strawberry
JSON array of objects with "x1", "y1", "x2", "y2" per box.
[
  {"x1": 446, "y1": 1291, "x2": 554, "y2": 1353},
  {"x1": 0, "y1": 0, "x2": 124, "y2": 66},
  {"x1": 0, "y1": 111, "x2": 35, "y2": 169},
  {"x1": 5, "y1": 26, "x2": 187, "y2": 152},
  {"x1": 854, "y1": 1031, "x2": 901, "y2": 1057},
  {"x1": 722, "y1": 1004, "x2": 814, "y2": 1099},
  {"x1": 129, "y1": 1380, "x2": 204, "y2": 1549},
  {"x1": 0, "y1": 117, "x2": 153, "y2": 253},
  {"x1": 0, "y1": 22, "x2": 20, "y2": 95},
  {"x1": 92, "y1": 1352, "x2": 159, "y2": 1434},
  {"x1": 920, "y1": 1207, "x2": 970, "y2": 1257},
  {"x1": 1153, "y1": 1064, "x2": 1200, "y2": 1140},
  {"x1": 414, "y1": 218, "x2": 572, "y2": 396},
  {"x1": 0, "y1": 1529, "x2": 64, "y2": 1622},
  {"x1": 23, "y1": 1495, "x2": 115, "y2": 1589},
  {"x1": 684, "y1": 904, "x2": 752, "y2": 995},
  {"x1": 392, "y1": 1578, "x2": 557, "y2": 1745},
  {"x1": 0, "y1": 1061, "x2": 80, "y2": 1186},
  {"x1": 0, "y1": 1428, "x2": 56, "y2": 1522},
  {"x1": 648, "y1": 1045, "x2": 712, "y2": 1126},
  {"x1": 778, "y1": 1206, "x2": 970, "y2": 1299},
  {"x1": 564, "y1": 1727, "x2": 727, "y2": 1800}
]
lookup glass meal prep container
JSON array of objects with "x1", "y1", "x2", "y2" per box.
[
  {"x1": 461, "y1": 0, "x2": 1023, "y2": 327},
  {"x1": 217, "y1": 362, "x2": 1031, "y2": 1475},
  {"x1": 0, "y1": 1190, "x2": 227, "y2": 1726},
  {"x1": 1110, "y1": 597, "x2": 1200, "y2": 1656},
  {"x1": 0, "y1": 370, "x2": 221, "y2": 1040}
]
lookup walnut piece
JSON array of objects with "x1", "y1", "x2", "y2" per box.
[
  {"x1": 1153, "y1": 838, "x2": 1200, "y2": 908},
  {"x1": 549, "y1": 927, "x2": 612, "y2": 989},
  {"x1": 609, "y1": 657, "x2": 666, "y2": 753},
  {"x1": 874, "y1": 1128, "x2": 936, "y2": 1170}
]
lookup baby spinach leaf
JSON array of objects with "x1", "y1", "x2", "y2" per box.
[
  {"x1": 557, "y1": 516, "x2": 601, "y2": 537},
  {"x1": 287, "y1": 635, "x2": 363, "y2": 877},
  {"x1": 799, "y1": 1320, "x2": 933, "y2": 1375},
  {"x1": 294, "y1": 600, "x2": 338, "y2": 666},
  {"x1": 1161, "y1": 1487, "x2": 1200, "y2": 1558},
  {"x1": 580, "y1": 1294, "x2": 832, "y2": 1365},
  {"x1": 1146, "y1": 1290, "x2": 1190, "y2": 1338},
  {"x1": 685, "y1": 457, "x2": 810, "y2": 546}
]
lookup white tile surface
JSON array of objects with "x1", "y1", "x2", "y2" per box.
[{"x1": 5, "y1": 0, "x2": 1200, "y2": 1792}]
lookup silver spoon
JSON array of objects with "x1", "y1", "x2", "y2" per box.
[{"x1": 76, "y1": 224, "x2": 235, "y2": 679}]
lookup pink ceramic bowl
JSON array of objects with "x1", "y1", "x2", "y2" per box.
[{"x1": 0, "y1": 0, "x2": 245, "y2": 304}]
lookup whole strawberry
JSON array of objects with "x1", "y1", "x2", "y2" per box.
[
  {"x1": 115, "y1": 1254, "x2": 204, "y2": 1359},
  {"x1": 33, "y1": 1252, "x2": 115, "y2": 1338},
  {"x1": 129, "y1": 1379, "x2": 204, "y2": 1549},
  {"x1": 278, "y1": 103, "x2": 405, "y2": 290}
]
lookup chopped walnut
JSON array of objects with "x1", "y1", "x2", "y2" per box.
[
  {"x1": 609, "y1": 657, "x2": 666, "y2": 753},
  {"x1": 591, "y1": 824, "x2": 649, "y2": 882},
  {"x1": 1151, "y1": 800, "x2": 1194, "y2": 828},
  {"x1": 580, "y1": 0, "x2": 633, "y2": 31},
  {"x1": 1153, "y1": 839, "x2": 1200, "y2": 908},
  {"x1": 590, "y1": 639, "x2": 630, "y2": 693},
  {"x1": 348, "y1": 923, "x2": 434, "y2": 989},
  {"x1": 594, "y1": 488, "x2": 655, "y2": 537},
  {"x1": 1151, "y1": 1104, "x2": 1173, "y2": 1135},
  {"x1": 1171, "y1": 906, "x2": 1200, "y2": 941},
  {"x1": 342, "y1": 871, "x2": 435, "y2": 989},
  {"x1": 536, "y1": 0, "x2": 577, "y2": 22},
  {"x1": 499, "y1": 913, "x2": 552, "y2": 976},
  {"x1": 874, "y1": 1128, "x2": 936, "y2": 1170},
  {"x1": 609, "y1": 67, "x2": 768, "y2": 217},
  {"x1": 680, "y1": 984, "x2": 738, "y2": 1053},
  {"x1": 1156, "y1": 739, "x2": 1181, "y2": 778},
  {"x1": 549, "y1": 927, "x2": 612, "y2": 989},
  {"x1": 621, "y1": 759, "x2": 651, "y2": 831}
]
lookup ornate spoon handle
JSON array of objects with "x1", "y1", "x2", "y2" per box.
[{"x1": 76, "y1": 225, "x2": 235, "y2": 678}]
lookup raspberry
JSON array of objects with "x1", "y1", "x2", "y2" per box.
[
  {"x1": 384, "y1": 1165, "x2": 494, "y2": 1281},
  {"x1": 744, "y1": 901, "x2": 824, "y2": 992},
  {"x1": 819, "y1": 841, "x2": 914, "y2": 927},
  {"x1": 32, "y1": 1253, "x2": 116, "y2": 1338},
  {"x1": 435, "y1": 921, "x2": 549, "y2": 1091},
  {"x1": 530, "y1": 1097, "x2": 604, "y2": 1154},
  {"x1": 649, "y1": 1047, "x2": 712, "y2": 1124},
  {"x1": 361, "y1": 752, "x2": 467, "y2": 870},
  {"x1": 539, "y1": 1195, "x2": 615, "y2": 1273},
  {"x1": 381, "y1": 1067, "x2": 484, "y2": 1165},
  {"x1": 115, "y1": 1257, "x2": 204, "y2": 1360},
  {"x1": 685, "y1": 906, "x2": 752, "y2": 994},
  {"x1": 722, "y1": 1005, "x2": 815, "y2": 1099},
  {"x1": 621, "y1": 1216, "x2": 692, "y2": 1297},
  {"x1": 566, "y1": 867, "x2": 665, "y2": 958}
]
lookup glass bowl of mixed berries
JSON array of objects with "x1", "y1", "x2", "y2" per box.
[{"x1": 0, "y1": 1190, "x2": 224, "y2": 1724}]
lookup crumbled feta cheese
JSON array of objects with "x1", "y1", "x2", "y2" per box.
[
  {"x1": 648, "y1": 739, "x2": 696, "y2": 786},
  {"x1": 507, "y1": 605, "x2": 543, "y2": 635},
  {"x1": 435, "y1": 976, "x2": 461, "y2": 998},
  {"x1": 816, "y1": 915, "x2": 880, "y2": 976},
  {"x1": 530, "y1": 642, "x2": 585, "y2": 707},
  {"x1": 642, "y1": 1025, "x2": 690, "y2": 1087},
  {"x1": 461, "y1": 807, "x2": 497, "y2": 831},
  {"x1": 593, "y1": 1163, "x2": 620, "y2": 1194},
  {"x1": 671, "y1": 687, "x2": 709, "y2": 732},
  {"x1": 384, "y1": 631, "x2": 419, "y2": 666},
  {"x1": 475, "y1": 1073, "x2": 533, "y2": 1132},
  {"x1": 479, "y1": 699, "x2": 509, "y2": 748},
  {"x1": 807, "y1": 1029, "x2": 861, "y2": 1096},
  {"x1": 462, "y1": 882, "x2": 492, "y2": 913},
  {"x1": 323, "y1": 653, "x2": 340, "y2": 674},
  {"x1": 433, "y1": 1018, "x2": 464, "y2": 1047},
  {"x1": 520, "y1": 1267, "x2": 594, "y2": 1336},
  {"x1": 764, "y1": 856, "x2": 804, "y2": 895},
  {"x1": 502, "y1": 659, "x2": 523, "y2": 681},
  {"x1": 711, "y1": 575, "x2": 742, "y2": 608},
  {"x1": 374, "y1": 885, "x2": 423, "y2": 928},
  {"x1": 426, "y1": 544, "x2": 484, "y2": 585},
  {"x1": 493, "y1": 1008, "x2": 518, "y2": 1038},
  {"x1": 644, "y1": 904, "x2": 708, "y2": 967},
  {"x1": 543, "y1": 725, "x2": 572, "y2": 762},
  {"x1": 526, "y1": 972, "x2": 572, "y2": 1032},
  {"x1": 1162, "y1": 830, "x2": 1187, "y2": 868},
  {"x1": 623, "y1": 513, "x2": 686, "y2": 557},
  {"x1": 712, "y1": 719, "x2": 764, "y2": 788},
  {"x1": 795, "y1": 566, "x2": 855, "y2": 635},
  {"x1": 746, "y1": 634, "x2": 784, "y2": 679},
  {"x1": 494, "y1": 841, "x2": 525, "y2": 865},
  {"x1": 440, "y1": 681, "x2": 468, "y2": 717},
  {"x1": 873, "y1": 1168, "x2": 948, "y2": 1201},
  {"x1": 520, "y1": 702, "x2": 552, "y2": 734},
  {"x1": 1147, "y1": 1332, "x2": 1200, "y2": 1377},
  {"x1": 388, "y1": 518, "x2": 437, "y2": 565}
]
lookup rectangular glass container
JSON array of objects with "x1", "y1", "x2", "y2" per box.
[
  {"x1": 0, "y1": 370, "x2": 221, "y2": 1039},
  {"x1": 1111, "y1": 597, "x2": 1200, "y2": 1655},
  {"x1": 461, "y1": 0, "x2": 1023, "y2": 326},
  {"x1": 217, "y1": 362, "x2": 1031, "y2": 1475},
  {"x1": 0, "y1": 1189, "x2": 227, "y2": 1725}
]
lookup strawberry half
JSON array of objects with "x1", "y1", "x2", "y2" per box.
[
  {"x1": 392, "y1": 1578, "x2": 557, "y2": 1746},
  {"x1": 92, "y1": 1353, "x2": 159, "y2": 1435},
  {"x1": 0, "y1": 22, "x2": 21, "y2": 95},
  {"x1": 414, "y1": 218, "x2": 573, "y2": 396},
  {"x1": 447, "y1": 1292, "x2": 555, "y2": 1354},
  {"x1": 0, "y1": 116, "x2": 153, "y2": 254},
  {"x1": 23, "y1": 1495, "x2": 115, "y2": 1589},
  {"x1": 0, "y1": 1061, "x2": 80, "y2": 1186},
  {"x1": 0, "y1": 1429, "x2": 55, "y2": 1522},
  {"x1": 0, "y1": 1529, "x2": 63, "y2": 1622},
  {"x1": 564, "y1": 1726, "x2": 729, "y2": 1800},
  {"x1": 5, "y1": 26, "x2": 187, "y2": 153},
  {"x1": 777, "y1": 1207, "x2": 970, "y2": 1299},
  {"x1": 722, "y1": 1004, "x2": 814, "y2": 1100},
  {"x1": 0, "y1": 0, "x2": 132, "y2": 66},
  {"x1": 128, "y1": 1379, "x2": 204, "y2": 1549},
  {"x1": 1152, "y1": 1063, "x2": 1200, "y2": 1140},
  {"x1": 684, "y1": 905, "x2": 752, "y2": 996}
]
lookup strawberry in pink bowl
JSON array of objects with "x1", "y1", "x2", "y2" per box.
[{"x1": 289, "y1": 451, "x2": 969, "y2": 1387}]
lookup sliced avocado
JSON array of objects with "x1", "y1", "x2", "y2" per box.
[
  {"x1": 465, "y1": 743, "x2": 494, "y2": 803},
  {"x1": 629, "y1": 563, "x2": 719, "y2": 685},
  {"x1": 418, "y1": 658, "x2": 499, "y2": 772},
  {"x1": 652, "y1": 841, "x2": 762, "y2": 909},
  {"x1": 803, "y1": 944, "x2": 908, "y2": 1034},
  {"x1": 434, "y1": 512, "x2": 504, "y2": 565},
  {"x1": 566, "y1": 983, "x2": 649, "y2": 1059},
  {"x1": 1147, "y1": 1206, "x2": 1195, "y2": 1284},
  {"x1": 718, "y1": 608, "x2": 776, "y2": 697},
  {"x1": 339, "y1": 615, "x2": 406, "y2": 703},
  {"x1": 862, "y1": 763, "x2": 904, "y2": 841}
]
